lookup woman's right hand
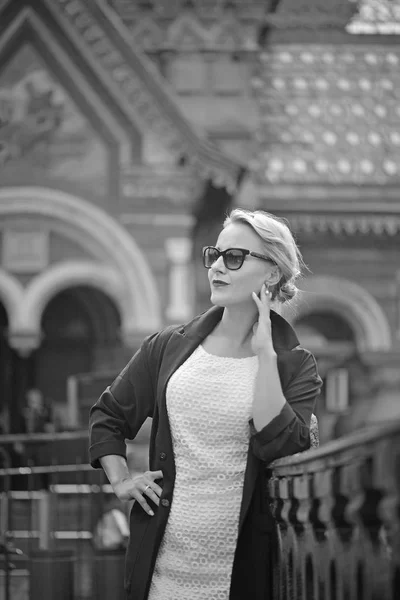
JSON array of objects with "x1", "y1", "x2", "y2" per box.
[{"x1": 112, "y1": 470, "x2": 163, "y2": 516}]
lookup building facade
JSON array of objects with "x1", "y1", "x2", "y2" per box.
[{"x1": 0, "y1": 0, "x2": 399, "y2": 440}]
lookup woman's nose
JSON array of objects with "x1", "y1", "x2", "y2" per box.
[{"x1": 211, "y1": 255, "x2": 226, "y2": 272}]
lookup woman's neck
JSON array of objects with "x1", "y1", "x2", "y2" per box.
[{"x1": 214, "y1": 305, "x2": 258, "y2": 348}]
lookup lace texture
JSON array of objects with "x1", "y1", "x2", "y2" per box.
[{"x1": 148, "y1": 346, "x2": 258, "y2": 600}]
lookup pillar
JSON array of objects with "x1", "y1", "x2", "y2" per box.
[{"x1": 165, "y1": 237, "x2": 193, "y2": 322}]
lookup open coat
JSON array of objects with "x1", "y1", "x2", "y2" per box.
[{"x1": 89, "y1": 305, "x2": 323, "y2": 600}]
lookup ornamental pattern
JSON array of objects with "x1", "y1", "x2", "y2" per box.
[
  {"x1": 264, "y1": 0, "x2": 355, "y2": 29},
  {"x1": 252, "y1": 45, "x2": 400, "y2": 185},
  {"x1": 107, "y1": 0, "x2": 264, "y2": 51},
  {"x1": 128, "y1": 14, "x2": 259, "y2": 51},
  {"x1": 45, "y1": 0, "x2": 240, "y2": 189},
  {"x1": 347, "y1": 0, "x2": 400, "y2": 35},
  {"x1": 51, "y1": 0, "x2": 183, "y2": 148},
  {"x1": 288, "y1": 214, "x2": 400, "y2": 236},
  {"x1": 111, "y1": 0, "x2": 355, "y2": 40},
  {"x1": 109, "y1": 0, "x2": 265, "y2": 22},
  {"x1": 121, "y1": 167, "x2": 203, "y2": 205},
  {"x1": 113, "y1": 14, "x2": 259, "y2": 52}
]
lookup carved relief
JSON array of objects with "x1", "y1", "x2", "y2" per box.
[
  {"x1": 54, "y1": 0, "x2": 182, "y2": 149},
  {"x1": 129, "y1": 17, "x2": 164, "y2": 51},
  {"x1": 110, "y1": 0, "x2": 264, "y2": 23},
  {"x1": 168, "y1": 14, "x2": 211, "y2": 50},
  {"x1": 114, "y1": 2, "x2": 260, "y2": 51},
  {"x1": 0, "y1": 44, "x2": 107, "y2": 190},
  {"x1": 52, "y1": 0, "x2": 240, "y2": 189}
]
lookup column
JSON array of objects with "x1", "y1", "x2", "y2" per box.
[{"x1": 165, "y1": 237, "x2": 193, "y2": 322}]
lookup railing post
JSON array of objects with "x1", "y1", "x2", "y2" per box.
[{"x1": 37, "y1": 491, "x2": 54, "y2": 551}]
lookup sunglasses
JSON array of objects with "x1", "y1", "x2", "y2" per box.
[{"x1": 202, "y1": 246, "x2": 273, "y2": 271}]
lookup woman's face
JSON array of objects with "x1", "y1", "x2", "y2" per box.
[{"x1": 207, "y1": 222, "x2": 279, "y2": 308}]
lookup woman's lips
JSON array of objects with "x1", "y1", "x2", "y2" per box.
[{"x1": 212, "y1": 281, "x2": 229, "y2": 287}]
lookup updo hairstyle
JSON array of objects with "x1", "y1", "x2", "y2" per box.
[{"x1": 223, "y1": 208, "x2": 304, "y2": 304}]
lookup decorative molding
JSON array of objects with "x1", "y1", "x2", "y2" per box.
[
  {"x1": 0, "y1": 187, "x2": 162, "y2": 339},
  {"x1": 2, "y1": 262, "x2": 123, "y2": 356},
  {"x1": 128, "y1": 16, "x2": 165, "y2": 51},
  {"x1": 40, "y1": 0, "x2": 241, "y2": 190},
  {"x1": 0, "y1": 8, "x2": 132, "y2": 170},
  {"x1": 7, "y1": 331, "x2": 43, "y2": 357},
  {"x1": 260, "y1": 0, "x2": 356, "y2": 31},
  {"x1": 347, "y1": 0, "x2": 400, "y2": 35},
  {"x1": 108, "y1": 0, "x2": 266, "y2": 28},
  {"x1": 283, "y1": 275, "x2": 392, "y2": 352},
  {"x1": 167, "y1": 14, "x2": 212, "y2": 50},
  {"x1": 147, "y1": 12, "x2": 259, "y2": 52},
  {"x1": 120, "y1": 213, "x2": 195, "y2": 228},
  {"x1": 23, "y1": 261, "x2": 124, "y2": 329},
  {"x1": 287, "y1": 214, "x2": 400, "y2": 236},
  {"x1": 121, "y1": 166, "x2": 203, "y2": 205}
]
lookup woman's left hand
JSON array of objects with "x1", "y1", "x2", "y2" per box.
[{"x1": 251, "y1": 283, "x2": 276, "y2": 358}]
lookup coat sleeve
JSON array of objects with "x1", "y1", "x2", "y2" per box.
[
  {"x1": 249, "y1": 350, "x2": 323, "y2": 464},
  {"x1": 88, "y1": 335, "x2": 156, "y2": 469}
]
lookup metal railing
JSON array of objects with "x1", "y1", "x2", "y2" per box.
[
  {"x1": 2, "y1": 420, "x2": 400, "y2": 600},
  {"x1": 0, "y1": 432, "x2": 127, "y2": 600}
]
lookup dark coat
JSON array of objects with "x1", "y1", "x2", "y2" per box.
[{"x1": 89, "y1": 306, "x2": 322, "y2": 600}]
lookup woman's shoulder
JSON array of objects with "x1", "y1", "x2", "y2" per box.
[
  {"x1": 142, "y1": 308, "x2": 212, "y2": 353},
  {"x1": 288, "y1": 346, "x2": 323, "y2": 386},
  {"x1": 141, "y1": 323, "x2": 184, "y2": 363}
]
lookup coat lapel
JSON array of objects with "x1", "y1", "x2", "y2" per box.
[
  {"x1": 156, "y1": 306, "x2": 224, "y2": 401},
  {"x1": 155, "y1": 305, "x2": 300, "y2": 532}
]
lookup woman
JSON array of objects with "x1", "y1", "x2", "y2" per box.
[{"x1": 89, "y1": 208, "x2": 322, "y2": 600}]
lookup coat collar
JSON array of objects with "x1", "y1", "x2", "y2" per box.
[{"x1": 180, "y1": 305, "x2": 299, "y2": 352}]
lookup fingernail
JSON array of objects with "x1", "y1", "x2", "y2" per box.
[{"x1": 149, "y1": 510, "x2": 154, "y2": 516}]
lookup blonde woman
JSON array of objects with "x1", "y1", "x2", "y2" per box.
[{"x1": 89, "y1": 209, "x2": 322, "y2": 600}]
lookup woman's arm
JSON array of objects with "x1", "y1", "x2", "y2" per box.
[
  {"x1": 250, "y1": 350, "x2": 322, "y2": 463},
  {"x1": 89, "y1": 336, "x2": 156, "y2": 469},
  {"x1": 100, "y1": 454, "x2": 131, "y2": 487},
  {"x1": 250, "y1": 285, "x2": 322, "y2": 463},
  {"x1": 252, "y1": 351, "x2": 286, "y2": 431}
]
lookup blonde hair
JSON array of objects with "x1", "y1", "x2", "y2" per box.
[{"x1": 223, "y1": 208, "x2": 304, "y2": 304}]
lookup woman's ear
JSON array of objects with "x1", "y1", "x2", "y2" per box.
[{"x1": 265, "y1": 265, "x2": 281, "y2": 287}]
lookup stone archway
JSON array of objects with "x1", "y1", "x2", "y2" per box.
[
  {"x1": 0, "y1": 186, "x2": 161, "y2": 353},
  {"x1": 0, "y1": 270, "x2": 24, "y2": 332},
  {"x1": 282, "y1": 275, "x2": 392, "y2": 352}
]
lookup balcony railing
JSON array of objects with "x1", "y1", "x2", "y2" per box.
[
  {"x1": 1, "y1": 420, "x2": 400, "y2": 600},
  {"x1": 267, "y1": 420, "x2": 400, "y2": 600}
]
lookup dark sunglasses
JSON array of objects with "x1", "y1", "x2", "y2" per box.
[{"x1": 202, "y1": 246, "x2": 273, "y2": 271}]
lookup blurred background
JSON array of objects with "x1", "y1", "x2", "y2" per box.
[{"x1": 0, "y1": 0, "x2": 399, "y2": 599}]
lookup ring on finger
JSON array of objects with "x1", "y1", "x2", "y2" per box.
[{"x1": 144, "y1": 484, "x2": 151, "y2": 494}]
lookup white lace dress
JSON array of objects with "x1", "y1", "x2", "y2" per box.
[{"x1": 148, "y1": 344, "x2": 259, "y2": 600}]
